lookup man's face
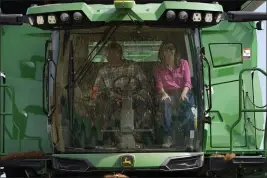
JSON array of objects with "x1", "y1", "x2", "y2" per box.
[{"x1": 107, "y1": 48, "x2": 120, "y2": 63}]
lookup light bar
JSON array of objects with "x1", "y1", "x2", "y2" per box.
[
  {"x1": 164, "y1": 10, "x2": 222, "y2": 25},
  {"x1": 27, "y1": 9, "x2": 223, "y2": 29}
]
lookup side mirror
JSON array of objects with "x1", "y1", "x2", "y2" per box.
[
  {"x1": 0, "y1": 13, "x2": 23, "y2": 25},
  {"x1": 227, "y1": 11, "x2": 267, "y2": 22},
  {"x1": 0, "y1": 72, "x2": 6, "y2": 84}
]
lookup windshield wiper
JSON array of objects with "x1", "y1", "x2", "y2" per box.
[{"x1": 67, "y1": 25, "x2": 119, "y2": 88}]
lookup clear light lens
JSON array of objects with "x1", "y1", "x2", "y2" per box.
[
  {"x1": 216, "y1": 13, "x2": 222, "y2": 23},
  {"x1": 166, "y1": 10, "x2": 176, "y2": 21},
  {"x1": 178, "y1": 11, "x2": 188, "y2": 21},
  {"x1": 28, "y1": 16, "x2": 34, "y2": 25},
  {"x1": 36, "y1": 16, "x2": 44, "y2": 25},
  {"x1": 48, "y1": 15, "x2": 57, "y2": 24},
  {"x1": 205, "y1": 13, "x2": 213, "y2": 22},
  {"x1": 73, "y1": 12, "x2": 83, "y2": 21},
  {"x1": 60, "y1": 13, "x2": 69, "y2": 22},
  {"x1": 192, "y1": 13, "x2": 202, "y2": 22}
]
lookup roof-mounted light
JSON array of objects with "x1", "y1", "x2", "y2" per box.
[
  {"x1": 216, "y1": 13, "x2": 222, "y2": 23},
  {"x1": 178, "y1": 11, "x2": 188, "y2": 22},
  {"x1": 205, "y1": 13, "x2": 213, "y2": 22},
  {"x1": 28, "y1": 16, "x2": 34, "y2": 25},
  {"x1": 192, "y1": 13, "x2": 202, "y2": 22},
  {"x1": 60, "y1": 13, "x2": 69, "y2": 22},
  {"x1": 166, "y1": 10, "x2": 176, "y2": 21},
  {"x1": 73, "y1": 12, "x2": 83, "y2": 22},
  {"x1": 36, "y1": 16, "x2": 44, "y2": 25},
  {"x1": 48, "y1": 14, "x2": 57, "y2": 24}
]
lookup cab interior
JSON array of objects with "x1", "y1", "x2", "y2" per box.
[{"x1": 53, "y1": 26, "x2": 196, "y2": 151}]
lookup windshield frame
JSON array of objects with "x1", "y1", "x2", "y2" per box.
[
  {"x1": 190, "y1": 28, "x2": 205, "y2": 153},
  {"x1": 52, "y1": 26, "x2": 205, "y2": 153}
]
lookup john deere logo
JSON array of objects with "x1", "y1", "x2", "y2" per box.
[{"x1": 120, "y1": 155, "x2": 134, "y2": 168}]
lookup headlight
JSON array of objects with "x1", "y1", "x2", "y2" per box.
[
  {"x1": 48, "y1": 15, "x2": 57, "y2": 24},
  {"x1": 192, "y1": 13, "x2": 201, "y2": 22},
  {"x1": 36, "y1": 16, "x2": 44, "y2": 25},
  {"x1": 205, "y1": 13, "x2": 213, "y2": 22},
  {"x1": 28, "y1": 16, "x2": 34, "y2": 25}
]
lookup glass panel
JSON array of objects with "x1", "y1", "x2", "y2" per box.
[
  {"x1": 56, "y1": 26, "x2": 199, "y2": 152},
  {"x1": 209, "y1": 43, "x2": 242, "y2": 67},
  {"x1": 89, "y1": 41, "x2": 162, "y2": 63}
]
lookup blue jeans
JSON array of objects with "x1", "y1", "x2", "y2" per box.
[{"x1": 161, "y1": 91, "x2": 195, "y2": 137}]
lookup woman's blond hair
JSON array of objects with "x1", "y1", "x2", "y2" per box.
[{"x1": 158, "y1": 41, "x2": 181, "y2": 66}]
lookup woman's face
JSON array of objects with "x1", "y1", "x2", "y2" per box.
[{"x1": 162, "y1": 47, "x2": 176, "y2": 63}]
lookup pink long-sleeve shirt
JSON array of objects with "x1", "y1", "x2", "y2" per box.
[{"x1": 154, "y1": 59, "x2": 192, "y2": 91}]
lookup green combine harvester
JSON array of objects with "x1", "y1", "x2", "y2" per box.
[{"x1": 0, "y1": 0, "x2": 266, "y2": 177}]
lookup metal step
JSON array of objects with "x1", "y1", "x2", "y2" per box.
[
  {"x1": 210, "y1": 155, "x2": 267, "y2": 171},
  {"x1": 232, "y1": 155, "x2": 266, "y2": 164}
]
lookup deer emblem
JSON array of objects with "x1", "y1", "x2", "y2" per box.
[{"x1": 121, "y1": 155, "x2": 134, "y2": 167}]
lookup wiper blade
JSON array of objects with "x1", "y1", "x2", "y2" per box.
[{"x1": 70, "y1": 25, "x2": 119, "y2": 87}]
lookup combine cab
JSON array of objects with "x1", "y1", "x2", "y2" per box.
[{"x1": 0, "y1": 0, "x2": 266, "y2": 177}]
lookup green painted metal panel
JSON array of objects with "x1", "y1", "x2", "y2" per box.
[
  {"x1": 201, "y1": 21, "x2": 265, "y2": 152},
  {"x1": 0, "y1": 24, "x2": 52, "y2": 154}
]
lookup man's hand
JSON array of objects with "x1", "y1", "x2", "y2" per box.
[
  {"x1": 110, "y1": 91, "x2": 122, "y2": 104},
  {"x1": 114, "y1": 97, "x2": 121, "y2": 105}
]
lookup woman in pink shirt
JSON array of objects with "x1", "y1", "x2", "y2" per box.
[{"x1": 154, "y1": 42, "x2": 192, "y2": 148}]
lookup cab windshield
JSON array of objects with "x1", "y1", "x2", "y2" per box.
[{"x1": 54, "y1": 25, "x2": 201, "y2": 153}]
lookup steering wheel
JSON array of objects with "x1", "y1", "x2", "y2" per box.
[{"x1": 112, "y1": 75, "x2": 141, "y2": 97}]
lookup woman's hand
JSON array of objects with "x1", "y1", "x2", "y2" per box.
[
  {"x1": 180, "y1": 92, "x2": 188, "y2": 101},
  {"x1": 161, "y1": 92, "x2": 171, "y2": 101}
]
